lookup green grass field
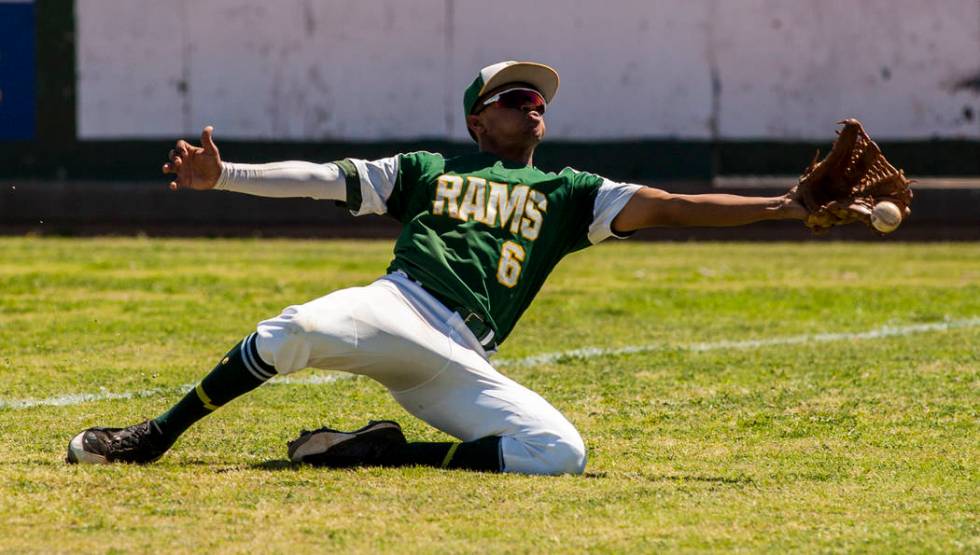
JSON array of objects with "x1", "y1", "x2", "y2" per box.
[{"x1": 1, "y1": 237, "x2": 977, "y2": 553}]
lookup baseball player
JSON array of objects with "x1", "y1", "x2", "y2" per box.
[{"x1": 67, "y1": 61, "x2": 809, "y2": 475}]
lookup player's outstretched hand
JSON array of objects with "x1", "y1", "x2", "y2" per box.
[
  {"x1": 780, "y1": 188, "x2": 809, "y2": 222},
  {"x1": 162, "y1": 126, "x2": 222, "y2": 191}
]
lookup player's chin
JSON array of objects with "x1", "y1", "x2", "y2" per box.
[{"x1": 526, "y1": 122, "x2": 546, "y2": 142}]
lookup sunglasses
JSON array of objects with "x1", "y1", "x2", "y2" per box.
[{"x1": 475, "y1": 87, "x2": 547, "y2": 115}]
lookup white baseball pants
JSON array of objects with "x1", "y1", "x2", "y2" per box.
[{"x1": 251, "y1": 273, "x2": 586, "y2": 475}]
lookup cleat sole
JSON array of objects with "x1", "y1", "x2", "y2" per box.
[{"x1": 288, "y1": 421, "x2": 404, "y2": 464}]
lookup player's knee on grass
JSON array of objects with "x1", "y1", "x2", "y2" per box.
[
  {"x1": 557, "y1": 437, "x2": 588, "y2": 475},
  {"x1": 502, "y1": 429, "x2": 587, "y2": 475}
]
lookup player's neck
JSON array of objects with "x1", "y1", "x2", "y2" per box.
[{"x1": 478, "y1": 141, "x2": 536, "y2": 167}]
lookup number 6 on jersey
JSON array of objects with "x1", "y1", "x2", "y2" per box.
[{"x1": 497, "y1": 241, "x2": 526, "y2": 288}]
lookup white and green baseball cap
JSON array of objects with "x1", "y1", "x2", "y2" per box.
[{"x1": 463, "y1": 61, "x2": 560, "y2": 119}]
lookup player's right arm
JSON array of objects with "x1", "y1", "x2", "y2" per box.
[
  {"x1": 162, "y1": 125, "x2": 348, "y2": 201},
  {"x1": 162, "y1": 126, "x2": 409, "y2": 212}
]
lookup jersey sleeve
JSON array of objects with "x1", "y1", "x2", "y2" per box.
[
  {"x1": 332, "y1": 156, "x2": 400, "y2": 216},
  {"x1": 587, "y1": 178, "x2": 643, "y2": 244},
  {"x1": 562, "y1": 169, "x2": 642, "y2": 251},
  {"x1": 333, "y1": 151, "x2": 444, "y2": 222}
]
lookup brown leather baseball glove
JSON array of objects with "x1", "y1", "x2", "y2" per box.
[{"x1": 795, "y1": 119, "x2": 913, "y2": 233}]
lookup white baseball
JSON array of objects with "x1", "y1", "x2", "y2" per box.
[{"x1": 871, "y1": 201, "x2": 902, "y2": 233}]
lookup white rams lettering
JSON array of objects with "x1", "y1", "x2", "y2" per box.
[
  {"x1": 434, "y1": 175, "x2": 547, "y2": 241},
  {"x1": 520, "y1": 190, "x2": 547, "y2": 240},
  {"x1": 432, "y1": 175, "x2": 464, "y2": 217},
  {"x1": 456, "y1": 176, "x2": 487, "y2": 223}
]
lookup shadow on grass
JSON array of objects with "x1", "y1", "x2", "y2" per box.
[
  {"x1": 645, "y1": 473, "x2": 755, "y2": 485},
  {"x1": 249, "y1": 459, "x2": 301, "y2": 471},
  {"x1": 248, "y1": 460, "x2": 593, "y2": 476},
  {"x1": 40, "y1": 455, "x2": 756, "y2": 485},
  {"x1": 43, "y1": 457, "x2": 755, "y2": 485}
]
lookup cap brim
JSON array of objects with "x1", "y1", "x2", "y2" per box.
[{"x1": 479, "y1": 62, "x2": 559, "y2": 105}]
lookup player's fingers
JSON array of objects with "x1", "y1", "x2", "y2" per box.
[
  {"x1": 163, "y1": 157, "x2": 183, "y2": 176},
  {"x1": 163, "y1": 154, "x2": 184, "y2": 175},
  {"x1": 201, "y1": 125, "x2": 219, "y2": 155},
  {"x1": 178, "y1": 162, "x2": 192, "y2": 189},
  {"x1": 169, "y1": 180, "x2": 179, "y2": 191},
  {"x1": 168, "y1": 149, "x2": 178, "y2": 162},
  {"x1": 845, "y1": 202, "x2": 872, "y2": 224},
  {"x1": 175, "y1": 140, "x2": 191, "y2": 157}
]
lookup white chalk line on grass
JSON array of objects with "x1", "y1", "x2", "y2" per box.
[
  {"x1": 0, "y1": 374, "x2": 351, "y2": 410},
  {"x1": 2, "y1": 317, "x2": 977, "y2": 410},
  {"x1": 494, "y1": 316, "x2": 980, "y2": 368}
]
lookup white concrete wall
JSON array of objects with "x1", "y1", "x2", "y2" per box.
[{"x1": 76, "y1": 0, "x2": 980, "y2": 140}]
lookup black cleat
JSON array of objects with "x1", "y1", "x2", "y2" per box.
[
  {"x1": 287, "y1": 420, "x2": 407, "y2": 468},
  {"x1": 66, "y1": 420, "x2": 168, "y2": 464}
]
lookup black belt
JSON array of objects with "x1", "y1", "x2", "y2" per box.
[{"x1": 393, "y1": 270, "x2": 498, "y2": 352}]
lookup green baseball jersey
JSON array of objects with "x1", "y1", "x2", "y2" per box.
[{"x1": 335, "y1": 151, "x2": 640, "y2": 346}]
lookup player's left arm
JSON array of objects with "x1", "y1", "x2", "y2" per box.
[{"x1": 611, "y1": 187, "x2": 807, "y2": 233}]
